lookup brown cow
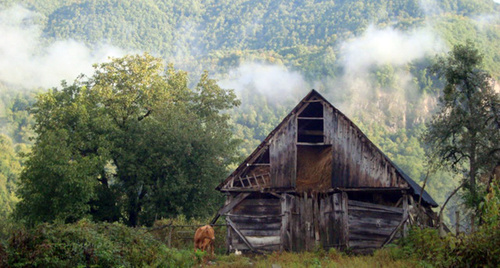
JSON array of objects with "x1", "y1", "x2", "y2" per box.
[{"x1": 194, "y1": 225, "x2": 215, "y2": 256}]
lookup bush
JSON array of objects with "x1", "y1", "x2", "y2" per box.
[
  {"x1": 387, "y1": 225, "x2": 500, "y2": 267},
  {"x1": 3, "y1": 219, "x2": 198, "y2": 267}
]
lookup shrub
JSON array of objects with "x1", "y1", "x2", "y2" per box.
[
  {"x1": 389, "y1": 225, "x2": 500, "y2": 267},
  {"x1": 3, "y1": 219, "x2": 198, "y2": 267}
]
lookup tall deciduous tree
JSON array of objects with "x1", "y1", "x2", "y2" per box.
[
  {"x1": 15, "y1": 54, "x2": 240, "y2": 226},
  {"x1": 424, "y1": 41, "x2": 500, "y2": 213}
]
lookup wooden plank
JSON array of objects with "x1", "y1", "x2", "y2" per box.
[
  {"x1": 230, "y1": 215, "x2": 281, "y2": 224},
  {"x1": 280, "y1": 193, "x2": 289, "y2": 251},
  {"x1": 342, "y1": 192, "x2": 349, "y2": 249},
  {"x1": 381, "y1": 215, "x2": 408, "y2": 247},
  {"x1": 240, "y1": 197, "x2": 279, "y2": 203},
  {"x1": 348, "y1": 210, "x2": 402, "y2": 222},
  {"x1": 296, "y1": 142, "x2": 327, "y2": 146},
  {"x1": 348, "y1": 200, "x2": 404, "y2": 214},
  {"x1": 232, "y1": 206, "x2": 281, "y2": 216},
  {"x1": 240, "y1": 229, "x2": 281, "y2": 237},
  {"x1": 270, "y1": 116, "x2": 296, "y2": 188},
  {"x1": 332, "y1": 193, "x2": 342, "y2": 249},
  {"x1": 305, "y1": 194, "x2": 314, "y2": 251},
  {"x1": 297, "y1": 117, "x2": 323, "y2": 120},
  {"x1": 246, "y1": 236, "x2": 280, "y2": 247},
  {"x1": 299, "y1": 130, "x2": 324, "y2": 136},
  {"x1": 218, "y1": 193, "x2": 250, "y2": 216},
  {"x1": 348, "y1": 216, "x2": 401, "y2": 228},
  {"x1": 227, "y1": 218, "x2": 255, "y2": 252},
  {"x1": 348, "y1": 206, "x2": 403, "y2": 216},
  {"x1": 231, "y1": 242, "x2": 280, "y2": 251},
  {"x1": 228, "y1": 222, "x2": 281, "y2": 230},
  {"x1": 286, "y1": 194, "x2": 294, "y2": 251},
  {"x1": 238, "y1": 198, "x2": 281, "y2": 207},
  {"x1": 226, "y1": 213, "x2": 283, "y2": 219},
  {"x1": 349, "y1": 227, "x2": 397, "y2": 237},
  {"x1": 314, "y1": 194, "x2": 320, "y2": 246},
  {"x1": 336, "y1": 187, "x2": 410, "y2": 192}
]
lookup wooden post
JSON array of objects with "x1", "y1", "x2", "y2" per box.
[
  {"x1": 455, "y1": 210, "x2": 460, "y2": 235},
  {"x1": 402, "y1": 194, "x2": 409, "y2": 236},
  {"x1": 280, "y1": 193, "x2": 290, "y2": 252},
  {"x1": 314, "y1": 193, "x2": 320, "y2": 247}
]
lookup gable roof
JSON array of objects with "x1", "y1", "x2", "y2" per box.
[{"x1": 218, "y1": 90, "x2": 438, "y2": 207}]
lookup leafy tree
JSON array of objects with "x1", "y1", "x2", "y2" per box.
[
  {"x1": 15, "y1": 54, "x2": 240, "y2": 226},
  {"x1": 424, "y1": 41, "x2": 500, "y2": 213}
]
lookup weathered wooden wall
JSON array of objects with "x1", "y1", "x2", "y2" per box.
[
  {"x1": 227, "y1": 193, "x2": 282, "y2": 252},
  {"x1": 270, "y1": 116, "x2": 297, "y2": 188},
  {"x1": 225, "y1": 191, "x2": 409, "y2": 253},
  {"x1": 324, "y1": 103, "x2": 409, "y2": 188},
  {"x1": 283, "y1": 192, "x2": 348, "y2": 252},
  {"x1": 347, "y1": 199, "x2": 404, "y2": 252}
]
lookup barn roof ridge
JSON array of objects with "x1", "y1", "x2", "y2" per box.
[{"x1": 217, "y1": 89, "x2": 438, "y2": 207}]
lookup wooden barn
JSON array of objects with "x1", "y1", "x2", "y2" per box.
[{"x1": 213, "y1": 90, "x2": 439, "y2": 253}]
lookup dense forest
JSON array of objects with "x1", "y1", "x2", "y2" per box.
[{"x1": 0, "y1": 0, "x2": 499, "y2": 234}]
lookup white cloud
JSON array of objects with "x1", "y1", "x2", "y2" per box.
[
  {"x1": 0, "y1": 5, "x2": 126, "y2": 89},
  {"x1": 219, "y1": 62, "x2": 308, "y2": 102},
  {"x1": 340, "y1": 25, "x2": 446, "y2": 75}
]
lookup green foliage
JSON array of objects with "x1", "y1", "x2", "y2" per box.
[
  {"x1": 479, "y1": 175, "x2": 500, "y2": 227},
  {"x1": 3, "y1": 219, "x2": 198, "y2": 267},
  {"x1": 424, "y1": 41, "x2": 500, "y2": 211},
  {"x1": 390, "y1": 226, "x2": 500, "y2": 267},
  {"x1": 14, "y1": 54, "x2": 240, "y2": 226}
]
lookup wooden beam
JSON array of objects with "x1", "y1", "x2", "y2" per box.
[
  {"x1": 227, "y1": 218, "x2": 256, "y2": 252},
  {"x1": 332, "y1": 187, "x2": 410, "y2": 192},
  {"x1": 297, "y1": 117, "x2": 324, "y2": 120},
  {"x1": 296, "y1": 142, "x2": 328, "y2": 146},
  {"x1": 225, "y1": 213, "x2": 285, "y2": 218},
  {"x1": 381, "y1": 214, "x2": 408, "y2": 247},
  {"x1": 298, "y1": 130, "x2": 324, "y2": 136},
  {"x1": 210, "y1": 193, "x2": 250, "y2": 225}
]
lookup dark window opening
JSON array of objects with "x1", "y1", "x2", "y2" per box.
[
  {"x1": 298, "y1": 118, "x2": 324, "y2": 143},
  {"x1": 347, "y1": 192, "x2": 402, "y2": 207},
  {"x1": 298, "y1": 101, "x2": 323, "y2": 117},
  {"x1": 254, "y1": 148, "x2": 270, "y2": 163}
]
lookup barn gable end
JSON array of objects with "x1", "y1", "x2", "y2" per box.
[{"x1": 215, "y1": 90, "x2": 439, "y2": 253}]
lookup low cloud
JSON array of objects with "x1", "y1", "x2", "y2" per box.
[
  {"x1": 0, "y1": 5, "x2": 126, "y2": 89},
  {"x1": 219, "y1": 62, "x2": 309, "y2": 103},
  {"x1": 340, "y1": 25, "x2": 445, "y2": 75}
]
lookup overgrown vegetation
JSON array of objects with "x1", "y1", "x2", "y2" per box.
[
  {"x1": 0, "y1": 219, "x2": 199, "y2": 267},
  {"x1": 2, "y1": 219, "x2": 498, "y2": 267}
]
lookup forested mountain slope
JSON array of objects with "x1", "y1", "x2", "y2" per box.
[{"x1": 0, "y1": 0, "x2": 499, "y2": 226}]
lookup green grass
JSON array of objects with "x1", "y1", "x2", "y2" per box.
[{"x1": 212, "y1": 249, "x2": 421, "y2": 268}]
